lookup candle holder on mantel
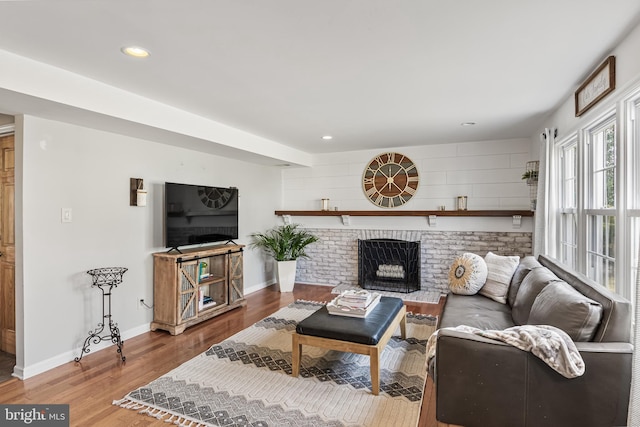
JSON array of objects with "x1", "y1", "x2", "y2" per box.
[
  {"x1": 75, "y1": 267, "x2": 128, "y2": 363},
  {"x1": 457, "y1": 196, "x2": 468, "y2": 210},
  {"x1": 321, "y1": 198, "x2": 330, "y2": 211}
]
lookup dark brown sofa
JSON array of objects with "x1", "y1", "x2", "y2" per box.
[{"x1": 431, "y1": 254, "x2": 633, "y2": 427}]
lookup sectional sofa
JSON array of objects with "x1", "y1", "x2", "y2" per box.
[{"x1": 431, "y1": 254, "x2": 632, "y2": 427}]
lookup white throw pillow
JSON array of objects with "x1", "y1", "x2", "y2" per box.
[
  {"x1": 479, "y1": 252, "x2": 520, "y2": 304},
  {"x1": 448, "y1": 253, "x2": 488, "y2": 295}
]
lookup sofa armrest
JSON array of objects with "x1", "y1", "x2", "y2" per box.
[
  {"x1": 574, "y1": 341, "x2": 633, "y2": 353},
  {"x1": 434, "y1": 330, "x2": 632, "y2": 427}
]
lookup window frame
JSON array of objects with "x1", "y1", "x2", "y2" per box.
[
  {"x1": 583, "y1": 116, "x2": 618, "y2": 291},
  {"x1": 557, "y1": 138, "x2": 578, "y2": 269},
  {"x1": 551, "y1": 95, "x2": 638, "y2": 297}
]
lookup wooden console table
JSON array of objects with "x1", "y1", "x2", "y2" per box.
[{"x1": 151, "y1": 244, "x2": 245, "y2": 335}]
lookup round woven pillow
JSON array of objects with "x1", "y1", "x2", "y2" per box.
[{"x1": 448, "y1": 253, "x2": 488, "y2": 295}]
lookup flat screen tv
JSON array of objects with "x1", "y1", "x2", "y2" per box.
[{"x1": 164, "y1": 182, "x2": 239, "y2": 249}]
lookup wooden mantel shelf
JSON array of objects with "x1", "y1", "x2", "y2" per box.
[{"x1": 275, "y1": 210, "x2": 534, "y2": 217}]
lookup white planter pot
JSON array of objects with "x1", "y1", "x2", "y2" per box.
[{"x1": 277, "y1": 260, "x2": 298, "y2": 292}]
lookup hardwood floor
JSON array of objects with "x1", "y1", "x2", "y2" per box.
[{"x1": 0, "y1": 284, "x2": 446, "y2": 427}]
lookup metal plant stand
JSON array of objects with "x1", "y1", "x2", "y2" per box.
[{"x1": 75, "y1": 267, "x2": 128, "y2": 362}]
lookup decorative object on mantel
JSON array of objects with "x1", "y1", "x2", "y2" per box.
[
  {"x1": 575, "y1": 55, "x2": 615, "y2": 117},
  {"x1": 523, "y1": 160, "x2": 539, "y2": 210},
  {"x1": 362, "y1": 152, "x2": 419, "y2": 208},
  {"x1": 456, "y1": 196, "x2": 468, "y2": 210},
  {"x1": 321, "y1": 198, "x2": 329, "y2": 211},
  {"x1": 250, "y1": 224, "x2": 319, "y2": 292}
]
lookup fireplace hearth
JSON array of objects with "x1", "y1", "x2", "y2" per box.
[{"x1": 358, "y1": 238, "x2": 420, "y2": 293}]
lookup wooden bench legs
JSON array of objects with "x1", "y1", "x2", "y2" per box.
[{"x1": 291, "y1": 306, "x2": 407, "y2": 395}]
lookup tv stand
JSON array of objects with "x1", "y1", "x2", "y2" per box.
[{"x1": 151, "y1": 244, "x2": 246, "y2": 335}]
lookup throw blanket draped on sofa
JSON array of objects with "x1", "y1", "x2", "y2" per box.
[{"x1": 427, "y1": 324, "x2": 585, "y2": 378}]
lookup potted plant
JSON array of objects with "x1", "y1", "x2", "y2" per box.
[
  {"x1": 250, "y1": 224, "x2": 319, "y2": 292},
  {"x1": 522, "y1": 170, "x2": 538, "y2": 185}
]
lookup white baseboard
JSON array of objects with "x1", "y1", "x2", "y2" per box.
[
  {"x1": 14, "y1": 281, "x2": 300, "y2": 380},
  {"x1": 14, "y1": 323, "x2": 151, "y2": 380},
  {"x1": 244, "y1": 279, "x2": 276, "y2": 295},
  {"x1": 294, "y1": 281, "x2": 335, "y2": 287}
]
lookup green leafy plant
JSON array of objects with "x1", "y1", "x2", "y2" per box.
[
  {"x1": 250, "y1": 224, "x2": 319, "y2": 261},
  {"x1": 522, "y1": 170, "x2": 538, "y2": 181}
]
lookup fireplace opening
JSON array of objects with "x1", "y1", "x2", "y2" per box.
[{"x1": 358, "y1": 238, "x2": 421, "y2": 293}]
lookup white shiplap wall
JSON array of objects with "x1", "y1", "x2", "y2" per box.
[{"x1": 282, "y1": 138, "x2": 535, "y2": 213}]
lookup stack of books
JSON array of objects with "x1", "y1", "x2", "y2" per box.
[
  {"x1": 198, "y1": 288, "x2": 217, "y2": 310},
  {"x1": 327, "y1": 290, "x2": 381, "y2": 318}
]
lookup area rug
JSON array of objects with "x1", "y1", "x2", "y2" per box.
[
  {"x1": 332, "y1": 283, "x2": 442, "y2": 304},
  {"x1": 114, "y1": 301, "x2": 437, "y2": 427}
]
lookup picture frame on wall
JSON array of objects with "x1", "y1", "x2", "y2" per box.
[{"x1": 575, "y1": 56, "x2": 616, "y2": 117}]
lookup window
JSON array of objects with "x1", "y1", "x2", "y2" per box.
[
  {"x1": 629, "y1": 98, "x2": 640, "y2": 299},
  {"x1": 551, "y1": 86, "x2": 640, "y2": 299},
  {"x1": 559, "y1": 141, "x2": 577, "y2": 268},
  {"x1": 585, "y1": 120, "x2": 616, "y2": 291}
]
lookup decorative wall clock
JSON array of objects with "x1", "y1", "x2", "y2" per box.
[
  {"x1": 362, "y1": 152, "x2": 419, "y2": 208},
  {"x1": 198, "y1": 186, "x2": 233, "y2": 209}
]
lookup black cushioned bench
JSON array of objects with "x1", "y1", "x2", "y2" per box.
[{"x1": 292, "y1": 296, "x2": 406, "y2": 395}]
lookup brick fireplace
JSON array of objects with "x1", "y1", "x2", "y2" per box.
[{"x1": 294, "y1": 228, "x2": 533, "y2": 294}]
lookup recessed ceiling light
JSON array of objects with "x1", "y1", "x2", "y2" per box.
[
  {"x1": 121, "y1": 46, "x2": 150, "y2": 58},
  {"x1": 460, "y1": 122, "x2": 476, "y2": 127},
  {"x1": 322, "y1": 135, "x2": 333, "y2": 140}
]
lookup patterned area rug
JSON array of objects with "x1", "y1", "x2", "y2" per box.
[
  {"x1": 114, "y1": 301, "x2": 437, "y2": 427},
  {"x1": 332, "y1": 283, "x2": 442, "y2": 304}
]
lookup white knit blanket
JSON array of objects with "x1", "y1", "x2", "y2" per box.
[{"x1": 427, "y1": 324, "x2": 585, "y2": 378}]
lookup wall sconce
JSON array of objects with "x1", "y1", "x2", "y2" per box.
[{"x1": 130, "y1": 178, "x2": 147, "y2": 207}]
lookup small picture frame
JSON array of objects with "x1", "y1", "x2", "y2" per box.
[{"x1": 575, "y1": 56, "x2": 615, "y2": 117}]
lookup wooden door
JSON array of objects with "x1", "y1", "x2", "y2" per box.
[{"x1": 0, "y1": 134, "x2": 15, "y2": 354}]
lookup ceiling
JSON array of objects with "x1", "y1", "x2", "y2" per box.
[{"x1": 1, "y1": 0, "x2": 640, "y2": 158}]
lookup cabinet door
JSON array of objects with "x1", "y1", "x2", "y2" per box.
[
  {"x1": 177, "y1": 260, "x2": 199, "y2": 323},
  {"x1": 229, "y1": 251, "x2": 244, "y2": 304}
]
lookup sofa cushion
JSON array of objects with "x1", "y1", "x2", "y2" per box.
[
  {"x1": 448, "y1": 253, "x2": 488, "y2": 295},
  {"x1": 439, "y1": 294, "x2": 516, "y2": 331},
  {"x1": 479, "y1": 252, "x2": 520, "y2": 304},
  {"x1": 507, "y1": 256, "x2": 542, "y2": 307},
  {"x1": 528, "y1": 281, "x2": 603, "y2": 341},
  {"x1": 512, "y1": 267, "x2": 562, "y2": 324},
  {"x1": 538, "y1": 254, "x2": 632, "y2": 343}
]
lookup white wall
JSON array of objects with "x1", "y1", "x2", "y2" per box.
[
  {"x1": 281, "y1": 138, "x2": 535, "y2": 232},
  {"x1": 542, "y1": 21, "x2": 640, "y2": 139},
  {"x1": 16, "y1": 115, "x2": 282, "y2": 378}
]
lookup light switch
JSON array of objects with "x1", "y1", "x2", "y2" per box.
[{"x1": 61, "y1": 208, "x2": 72, "y2": 223}]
